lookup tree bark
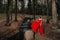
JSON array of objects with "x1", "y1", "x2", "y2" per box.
[
  {"x1": 28, "y1": 0, "x2": 31, "y2": 14},
  {"x1": 5, "y1": 0, "x2": 10, "y2": 26},
  {"x1": 32, "y1": 0, "x2": 37, "y2": 19},
  {"x1": 15, "y1": 0, "x2": 17, "y2": 21},
  {"x1": 52, "y1": 0, "x2": 57, "y2": 25}
]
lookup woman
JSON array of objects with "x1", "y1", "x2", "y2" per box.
[{"x1": 31, "y1": 16, "x2": 44, "y2": 35}]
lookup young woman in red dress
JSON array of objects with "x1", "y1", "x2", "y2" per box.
[{"x1": 31, "y1": 16, "x2": 44, "y2": 35}]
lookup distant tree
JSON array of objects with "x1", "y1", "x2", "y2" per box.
[
  {"x1": 15, "y1": 0, "x2": 17, "y2": 21},
  {"x1": 40, "y1": 0, "x2": 45, "y2": 15},
  {"x1": 0, "y1": 0, "x2": 1, "y2": 3},
  {"x1": 9, "y1": 0, "x2": 13, "y2": 21},
  {"x1": 5, "y1": 0, "x2": 11, "y2": 26},
  {"x1": 28, "y1": 0, "x2": 32, "y2": 14},
  {"x1": 31, "y1": 0, "x2": 37, "y2": 19},
  {"x1": 19, "y1": 0, "x2": 24, "y2": 13},
  {"x1": 0, "y1": 0, "x2": 2, "y2": 12},
  {"x1": 9, "y1": 0, "x2": 13, "y2": 20},
  {"x1": 52, "y1": 0, "x2": 57, "y2": 26},
  {"x1": 48, "y1": 0, "x2": 52, "y2": 16}
]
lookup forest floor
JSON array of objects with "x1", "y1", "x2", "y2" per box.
[{"x1": 0, "y1": 15, "x2": 60, "y2": 40}]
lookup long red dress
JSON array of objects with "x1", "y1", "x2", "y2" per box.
[{"x1": 31, "y1": 19, "x2": 44, "y2": 35}]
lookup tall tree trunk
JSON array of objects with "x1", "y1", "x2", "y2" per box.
[
  {"x1": 32, "y1": 0, "x2": 37, "y2": 19},
  {"x1": 15, "y1": 0, "x2": 17, "y2": 21},
  {"x1": 21, "y1": 0, "x2": 24, "y2": 13},
  {"x1": 46, "y1": 0, "x2": 49, "y2": 17},
  {"x1": 31, "y1": 0, "x2": 34, "y2": 19},
  {"x1": 5, "y1": 0, "x2": 10, "y2": 26},
  {"x1": 9, "y1": 0, "x2": 13, "y2": 21},
  {"x1": 28, "y1": 0, "x2": 31, "y2": 14},
  {"x1": 52, "y1": 0, "x2": 57, "y2": 25},
  {"x1": 0, "y1": 0, "x2": 2, "y2": 7}
]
